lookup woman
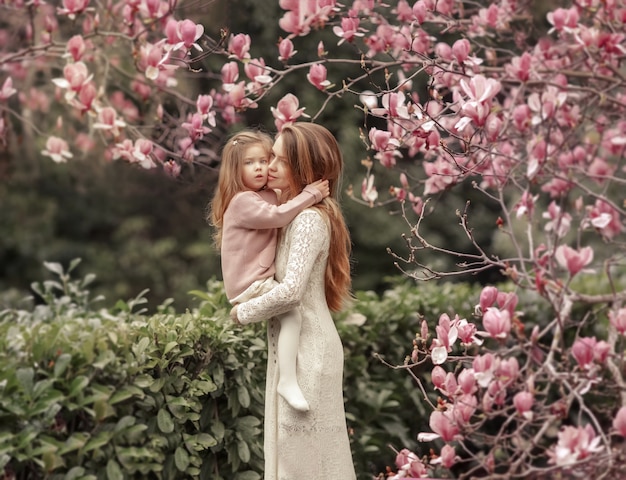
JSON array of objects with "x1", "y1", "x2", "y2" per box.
[{"x1": 232, "y1": 123, "x2": 356, "y2": 479}]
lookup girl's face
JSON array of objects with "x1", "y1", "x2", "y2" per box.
[
  {"x1": 267, "y1": 135, "x2": 293, "y2": 192},
  {"x1": 241, "y1": 144, "x2": 269, "y2": 191}
]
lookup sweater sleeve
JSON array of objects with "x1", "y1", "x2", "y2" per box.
[
  {"x1": 233, "y1": 186, "x2": 322, "y2": 230},
  {"x1": 237, "y1": 210, "x2": 327, "y2": 324}
]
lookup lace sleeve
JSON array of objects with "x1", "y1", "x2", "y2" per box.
[{"x1": 237, "y1": 210, "x2": 327, "y2": 324}]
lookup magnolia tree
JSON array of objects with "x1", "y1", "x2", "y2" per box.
[{"x1": 2, "y1": 0, "x2": 626, "y2": 477}]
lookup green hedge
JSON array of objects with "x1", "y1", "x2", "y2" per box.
[
  {"x1": 2, "y1": 261, "x2": 539, "y2": 479},
  {"x1": 0, "y1": 261, "x2": 264, "y2": 480}
]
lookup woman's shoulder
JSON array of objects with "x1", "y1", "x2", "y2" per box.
[{"x1": 291, "y1": 208, "x2": 328, "y2": 231}]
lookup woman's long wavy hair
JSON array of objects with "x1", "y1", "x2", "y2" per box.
[
  {"x1": 278, "y1": 123, "x2": 352, "y2": 312},
  {"x1": 208, "y1": 130, "x2": 273, "y2": 248}
]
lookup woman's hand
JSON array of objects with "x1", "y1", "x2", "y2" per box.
[{"x1": 309, "y1": 179, "x2": 330, "y2": 199}]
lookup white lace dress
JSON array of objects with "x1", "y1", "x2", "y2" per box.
[{"x1": 237, "y1": 209, "x2": 356, "y2": 480}]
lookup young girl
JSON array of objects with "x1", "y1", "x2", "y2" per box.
[{"x1": 209, "y1": 129, "x2": 329, "y2": 412}]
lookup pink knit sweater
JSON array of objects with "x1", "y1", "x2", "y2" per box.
[{"x1": 220, "y1": 186, "x2": 322, "y2": 300}]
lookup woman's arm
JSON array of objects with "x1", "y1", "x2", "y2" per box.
[{"x1": 235, "y1": 210, "x2": 328, "y2": 324}]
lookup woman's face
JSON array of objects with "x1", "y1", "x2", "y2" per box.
[{"x1": 267, "y1": 135, "x2": 293, "y2": 192}]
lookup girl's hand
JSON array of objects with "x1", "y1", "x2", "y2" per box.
[
  {"x1": 230, "y1": 305, "x2": 241, "y2": 325},
  {"x1": 309, "y1": 179, "x2": 330, "y2": 199}
]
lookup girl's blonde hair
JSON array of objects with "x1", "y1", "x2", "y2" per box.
[
  {"x1": 209, "y1": 130, "x2": 273, "y2": 248},
  {"x1": 278, "y1": 123, "x2": 352, "y2": 312}
]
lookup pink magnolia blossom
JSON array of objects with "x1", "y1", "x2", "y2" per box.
[
  {"x1": 506, "y1": 52, "x2": 533, "y2": 82},
  {"x1": 65, "y1": 35, "x2": 86, "y2": 61},
  {"x1": 221, "y1": 62, "x2": 240, "y2": 87},
  {"x1": 452, "y1": 38, "x2": 471, "y2": 63},
  {"x1": 511, "y1": 104, "x2": 532, "y2": 131},
  {"x1": 423, "y1": 157, "x2": 460, "y2": 195},
  {"x1": 571, "y1": 337, "x2": 597, "y2": 369},
  {"x1": 428, "y1": 409, "x2": 460, "y2": 442},
  {"x1": 456, "y1": 318, "x2": 483, "y2": 346},
  {"x1": 456, "y1": 369, "x2": 476, "y2": 396},
  {"x1": 587, "y1": 200, "x2": 622, "y2": 239},
  {"x1": 437, "y1": 444, "x2": 458, "y2": 469},
  {"x1": 528, "y1": 86, "x2": 568, "y2": 126},
  {"x1": 412, "y1": 1, "x2": 429, "y2": 24},
  {"x1": 245, "y1": 58, "x2": 273, "y2": 86},
  {"x1": 0, "y1": 77, "x2": 17, "y2": 101},
  {"x1": 182, "y1": 112, "x2": 211, "y2": 141},
  {"x1": 361, "y1": 175, "x2": 378, "y2": 204},
  {"x1": 609, "y1": 308, "x2": 626, "y2": 335},
  {"x1": 307, "y1": 64, "x2": 331, "y2": 90},
  {"x1": 52, "y1": 62, "x2": 92, "y2": 98},
  {"x1": 458, "y1": 74, "x2": 501, "y2": 126},
  {"x1": 174, "y1": 19, "x2": 204, "y2": 52},
  {"x1": 548, "y1": 424, "x2": 603, "y2": 466},
  {"x1": 228, "y1": 33, "x2": 251, "y2": 60},
  {"x1": 430, "y1": 313, "x2": 458, "y2": 365},
  {"x1": 547, "y1": 7, "x2": 580, "y2": 33},
  {"x1": 368, "y1": 128, "x2": 395, "y2": 152},
  {"x1": 73, "y1": 81, "x2": 97, "y2": 112},
  {"x1": 93, "y1": 106, "x2": 126, "y2": 137},
  {"x1": 41, "y1": 136, "x2": 73, "y2": 163},
  {"x1": 138, "y1": 41, "x2": 176, "y2": 81},
  {"x1": 163, "y1": 159, "x2": 181, "y2": 178},
  {"x1": 370, "y1": 91, "x2": 410, "y2": 119},
  {"x1": 271, "y1": 93, "x2": 308, "y2": 131},
  {"x1": 483, "y1": 307, "x2": 511, "y2": 339},
  {"x1": 57, "y1": 0, "x2": 90, "y2": 20},
  {"x1": 543, "y1": 201, "x2": 572, "y2": 238},
  {"x1": 555, "y1": 245, "x2": 594, "y2": 277},
  {"x1": 394, "y1": 448, "x2": 428, "y2": 478},
  {"x1": 317, "y1": 41, "x2": 326, "y2": 58},
  {"x1": 479, "y1": 286, "x2": 498, "y2": 312},
  {"x1": 453, "y1": 394, "x2": 477, "y2": 425},
  {"x1": 408, "y1": 193, "x2": 424, "y2": 216},
  {"x1": 513, "y1": 391, "x2": 534, "y2": 419},
  {"x1": 473, "y1": 353, "x2": 495, "y2": 387},
  {"x1": 196, "y1": 95, "x2": 216, "y2": 127},
  {"x1": 278, "y1": 38, "x2": 297, "y2": 62},
  {"x1": 514, "y1": 190, "x2": 538, "y2": 218},
  {"x1": 431, "y1": 366, "x2": 446, "y2": 391},
  {"x1": 613, "y1": 407, "x2": 626, "y2": 438},
  {"x1": 333, "y1": 16, "x2": 364, "y2": 45}
]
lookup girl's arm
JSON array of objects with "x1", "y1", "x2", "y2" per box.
[
  {"x1": 233, "y1": 181, "x2": 327, "y2": 230},
  {"x1": 235, "y1": 210, "x2": 327, "y2": 324}
]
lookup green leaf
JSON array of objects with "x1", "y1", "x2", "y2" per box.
[
  {"x1": 163, "y1": 341, "x2": 178, "y2": 355},
  {"x1": 106, "y1": 459, "x2": 124, "y2": 480},
  {"x1": 54, "y1": 353, "x2": 72, "y2": 377},
  {"x1": 237, "y1": 385, "x2": 250, "y2": 408},
  {"x1": 157, "y1": 408, "x2": 174, "y2": 433},
  {"x1": 16, "y1": 367, "x2": 34, "y2": 395},
  {"x1": 110, "y1": 386, "x2": 144, "y2": 405},
  {"x1": 234, "y1": 472, "x2": 261, "y2": 480},
  {"x1": 174, "y1": 446, "x2": 190, "y2": 472},
  {"x1": 44, "y1": 261, "x2": 64, "y2": 276},
  {"x1": 68, "y1": 376, "x2": 90, "y2": 397},
  {"x1": 84, "y1": 431, "x2": 114, "y2": 452},
  {"x1": 59, "y1": 432, "x2": 88, "y2": 454},
  {"x1": 237, "y1": 440, "x2": 250, "y2": 463},
  {"x1": 133, "y1": 375, "x2": 154, "y2": 389},
  {"x1": 64, "y1": 466, "x2": 87, "y2": 480}
]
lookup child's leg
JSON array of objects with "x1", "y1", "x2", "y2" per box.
[{"x1": 276, "y1": 308, "x2": 309, "y2": 412}]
